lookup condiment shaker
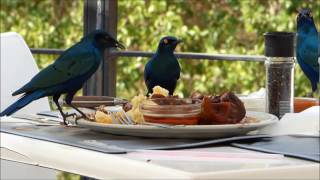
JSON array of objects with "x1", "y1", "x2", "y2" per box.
[{"x1": 264, "y1": 32, "x2": 295, "y2": 118}]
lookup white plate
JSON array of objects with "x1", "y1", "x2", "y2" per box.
[{"x1": 73, "y1": 111, "x2": 278, "y2": 139}]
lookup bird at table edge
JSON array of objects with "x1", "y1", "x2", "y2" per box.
[
  {"x1": 296, "y1": 8, "x2": 319, "y2": 95},
  {"x1": 144, "y1": 36, "x2": 182, "y2": 95},
  {"x1": 0, "y1": 30, "x2": 125, "y2": 125}
]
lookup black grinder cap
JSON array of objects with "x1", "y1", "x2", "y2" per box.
[{"x1": 264, "y1": 32, "x2": 295, "y2": 57}]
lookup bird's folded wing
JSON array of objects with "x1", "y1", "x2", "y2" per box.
[
  {"x1": 305, "y1": 42, "x2": 319, "y2": 73},
  {"x1": 13, "y1": 47, "x2": 98, "y2": 95},
  {"x1": 298, "y1": 36, "x2": 319, "y2": 73}
]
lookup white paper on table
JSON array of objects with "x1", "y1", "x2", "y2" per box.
[
  {"x1": 259, "y1": 106, "x2": 320, "y2": 136},
  {"x1": 128, "y1": 150, "x2": 284, "y2": 163},
  {"x1": 125, "y1": 149, "x2": 309, "y2": 174}
]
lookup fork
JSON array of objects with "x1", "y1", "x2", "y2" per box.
[
  {"x1": 103, "y1": 106, "x2": 136, "y2": 125},
  {"x1": 10, "y1": 114, "x2": 61, "y2": 125},
  {"x1": 103, "y1": 106, "x2": 174, "y2": 128}
]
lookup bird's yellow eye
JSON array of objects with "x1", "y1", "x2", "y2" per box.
[{"x1": 163, "y1": 39, "x2": 168, "y2": 44}]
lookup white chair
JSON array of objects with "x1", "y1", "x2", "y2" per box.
[
  {"x1": 0, "y1": 32, "x2": 50, "y2": 114},
  {"x1": 0, "y1": 32, "x2": 57, "y2": 179}
]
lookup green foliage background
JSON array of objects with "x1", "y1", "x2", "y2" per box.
[
  {"x1": 1, "y1": 0, "x2": 319, "y2": 100},
  {"x1": 0, "y1": 1, "x2": 319, "y2": 179}
]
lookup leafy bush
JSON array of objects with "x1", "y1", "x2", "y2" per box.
[{"x1": 1, "y1": 0, "x2": 319, "y2": 100}]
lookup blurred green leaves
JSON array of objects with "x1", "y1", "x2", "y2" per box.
[
  {"x1": 116, "y1": 0, "x2": 320, "y2": 98},
  {"x1": 0, "y1": 0, "x2": 83, "y2": 69},
  {"x1": 1, "y1": 0, "x2": 319, "y2": 99}
]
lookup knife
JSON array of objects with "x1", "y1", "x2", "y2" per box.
[
  {"x1": 58, "y1": 97, "x2": 128, "y2": 108},
  {"x1": 11, "y1": 114, "x2": 61, "y2": 124}
]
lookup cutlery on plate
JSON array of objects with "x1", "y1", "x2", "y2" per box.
[
  {"x1": 58, "y1": 96, "x2": 128, "y2": 108},
  {"x1": 102, "y1": 106, "x2": 175, "y2": 128},
  {"x1": 11, "y1": 114, "x2": 61, "y2": 124}
]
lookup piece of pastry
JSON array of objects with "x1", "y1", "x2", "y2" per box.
[
  {"x1": 151, "y1": 85, "x2": 169, "y2": 97},
  {"x1": 95, "y1": 110, "x2": 113, "y2": 124},
  {"x1": 127, "y1": 94, "x2": 147, "y2": 123},
  {"x1": 200, "y1": 92, "x2": 246, "y2": 124}
]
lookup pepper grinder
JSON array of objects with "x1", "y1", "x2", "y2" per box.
[{"x1": 264, "y1": 32, "x2": 295, "y2": 119}]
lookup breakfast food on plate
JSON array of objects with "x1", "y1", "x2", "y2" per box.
[
  {"x1": 240, "y1": 116, "x2": 259, "y2": 123},
  {"x1": 140, "y1": 98, "x2": 201, "y2": 125},
  {"x1": 190, "y1": 91, "x2": 204, "y2": 100},
  {"x1": 127, "y1": 87, "x2": 248, "y2": 125},
  {"x1": 95, "y1": 110, "x2": 113, "y2": 124},
  {"x1": 199, "y1": 92, "x2": 246, "y2": 124},
  {"x1": 126, "y1": 86, "x2": 171, "y2": 123},
  {"x1": 150, "y1": 85, "x2": 169, "y2": 98},
  {"x1": 122, "y1": 101, "x2": 133, "y2": 112},
  {"x1": 87, "y1": 85, "x2": 251, "y2": 125},
  {"x1": 126, "y1": 94, "x2": 147, "y2": 123}
]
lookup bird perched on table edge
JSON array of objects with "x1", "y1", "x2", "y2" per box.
[
  {"x1": 144, "y1": 36, "x2": 182, "y2": 95},
  {"x1": 0, "y1": 30, "x2": 125, "y2": 125},
  {"x1": 296, "y1": 8, "x2": 319, "y2": 95}
]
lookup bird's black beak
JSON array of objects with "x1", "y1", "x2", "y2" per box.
[
  {"x1": 115, "y1": 40, "x2": 125, "y2": 49},
  {"x1": 174, "y1": 39, "x2": 182, "y2": 46}
]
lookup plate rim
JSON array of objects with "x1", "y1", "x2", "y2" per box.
[{"x1": 74, "y1": 111, "x2": 278, "y2": 130}]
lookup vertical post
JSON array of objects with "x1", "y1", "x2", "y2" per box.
[
  {"x1": 103, "y1": 0, "x2": 117, "y2": 97},
  {"x1": 83, "y1": 0, "x2": 117, "y2": 96}
]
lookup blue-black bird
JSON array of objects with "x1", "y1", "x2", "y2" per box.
[
  {"x1": 0, "y1": 30, "x2": 124, "y2": 124},
  {"x1": 296, "y1": 9, "x2": 319, "y2": 93},
  {"x1": 144, "y1": 36, "x2": 181, "y2": 95}
]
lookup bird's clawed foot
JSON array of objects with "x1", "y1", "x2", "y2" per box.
[
  {"x1": 66, "y1": 103, "x2": 93, "y2": 124},
  {"x1": 60, "y1": 112, "x2": 77, "y2": 126},
  {"x1": 73, "y1": 113, "x2": 93, "y2": 125},
  {"x1": 60, "y1": 112, "x2": 92, "y2": 126}
]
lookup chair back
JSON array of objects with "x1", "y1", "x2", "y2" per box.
[{"x1": 0, "y1": 32, "x2": 50, "y2": 114}]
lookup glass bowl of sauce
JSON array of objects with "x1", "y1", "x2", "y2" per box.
[{"x1": 140, "y1": 98, "x2": 201, "y2": 125}]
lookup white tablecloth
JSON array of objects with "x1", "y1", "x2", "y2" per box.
[{"x1": 1, "y1": 107, "x2": 319, "y2": 179}]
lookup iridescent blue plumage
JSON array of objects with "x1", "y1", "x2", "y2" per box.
[
  {"x1": 0, "y1": 30, "x2": 124, "y2": 124},
  {"x1": 144, "y1": 36, "x2": 181, "y2": 95},
  {"x1": 296, "y1": 9, "x2": 319, "y2": 93}
]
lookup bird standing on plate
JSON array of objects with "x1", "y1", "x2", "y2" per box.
[
  {"x1": 0, "y1": 30, "x2": 124, "y2": 125},
  {"x1": 296, "y1": 9, "x2": 319, "y2": 94},
  {"x1": 144, "y1": 36, "x2": 181, "y2": 95}
]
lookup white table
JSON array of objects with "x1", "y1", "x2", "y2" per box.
[{"x1": 1, "y1": 107, "x2": 319, "y2": 179}]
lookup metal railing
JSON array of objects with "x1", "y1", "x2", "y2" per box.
[
  {"x1": 30, "y1": 48, "x2": 265, "y2": 62},
  {"x1": 30, "y1": 47, "x2": 265, "y2": 97}
]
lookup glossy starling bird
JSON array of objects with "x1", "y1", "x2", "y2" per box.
[
  {"x1": 144, "y1": 36, "x2": 181, "y2": 95},
  {"x1": 296, "y1": 9, "x2": 319, "y2": 93},
  {"x1": 0, "y1": 30, "x2": 124, "y2": 125}
]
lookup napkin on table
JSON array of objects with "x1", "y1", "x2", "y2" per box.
[
  {"x1": 232, "y1": 106, "x2": 320, "y2": 162},
  {"x1": 259, "y1": 106, "x2": 319, "y2": 136}
]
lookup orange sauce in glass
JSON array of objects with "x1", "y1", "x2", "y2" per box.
[
  {"x1": 143, "y1": 115, "x2": 199, "y2": 125},
  {"x1": 294, "y1": 98, "x2": 319, "y2": 113}
]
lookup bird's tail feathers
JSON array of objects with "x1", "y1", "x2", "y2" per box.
[
  {"x1": 312, "y1": 82, "x2": 318, "y2": 93},
  {"x1": 12, "y1": 85, "x2": 28, "y2": 96},
  {"x1": 0, "y1": 91, "x2": 45, "y2": 117}
]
